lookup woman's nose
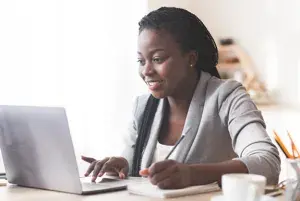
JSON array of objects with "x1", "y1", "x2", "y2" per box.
[{"x1": 142, "y1": 62, "x2": 155, "y2": 76}]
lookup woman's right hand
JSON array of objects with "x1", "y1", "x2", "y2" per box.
[{"x1": 81, "y1": 155, "x2": 129, "y2": 182}]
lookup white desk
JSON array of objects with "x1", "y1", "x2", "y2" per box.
[
  {"x1": 0, "y1": 185, "x2": 284, "y2": 201},
  {"x1": 0, "y1": 104, "x2": 290, "y2": 201}
]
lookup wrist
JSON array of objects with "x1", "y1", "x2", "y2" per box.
[
  {"x1": 188, "y1": 160, "x2": 249, "y2": 186},
  {"x1": 189, "y1": 164, "x2": 205, "y2": 186},
  {"x1": 189, "y1": 164, "x2": 220, "y2": 186}
]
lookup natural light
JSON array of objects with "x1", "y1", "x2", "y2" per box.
[{"x1": 0, "y1": 0, "x2": 148, "y2": 173}]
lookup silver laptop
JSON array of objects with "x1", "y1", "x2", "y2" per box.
[{"x1": 0, "y1": 105, "x2": 128, "y2": 194}]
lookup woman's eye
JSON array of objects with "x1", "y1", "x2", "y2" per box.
[
  {"x1": 137, "y1": 59, "x2": 145, "y2": 66},
  {"x1": 152, "y1": 57, "x2": 163, "y2": 63}
]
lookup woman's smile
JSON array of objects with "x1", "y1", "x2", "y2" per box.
[{"x1": 146, "y1": 80, "x2": 164, "y2": 90}]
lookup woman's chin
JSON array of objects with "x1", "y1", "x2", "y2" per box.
[{"x1": 150, "y1": 91, "x2": 166, "y2": 99}]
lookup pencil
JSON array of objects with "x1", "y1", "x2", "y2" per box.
[
  {"x1": 274, "y1": 138, "x2": 290, "y2": 158},
  {"x1": 273, "y1": 130, "x2": 292, "y2": 158},
  {"x1": 287, "y1": 131, "x2": 300, "y2": 158}
]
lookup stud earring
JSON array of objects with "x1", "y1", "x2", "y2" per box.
[{"x1": 190, "y1": 64, "x2": 193, "y2": 68}]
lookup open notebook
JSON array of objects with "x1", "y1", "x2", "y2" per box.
[{"x1": 127, "y1": 179, "x2": 220, "y2": 198}]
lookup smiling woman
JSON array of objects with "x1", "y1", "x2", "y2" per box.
[{"x1": 82, "y1": 7, "x2": 280, "y2": 189}]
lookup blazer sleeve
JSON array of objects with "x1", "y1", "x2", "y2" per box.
[
  {"x1": 120, "y1": 96, "x2": 139, "y2": 175},
  {"x1": 218, "y1": 80, "x2": 281, "y2": 185}
]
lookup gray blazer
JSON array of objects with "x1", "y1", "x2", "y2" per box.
[{"x1": 122, "y1": 71, "x2": 280, "y2": 184}]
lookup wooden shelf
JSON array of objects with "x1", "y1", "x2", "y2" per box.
[
  {"x1": 217, "y1": 41, "x2": 270, "y2": 104},
  {"x1": 217, "y1": 63, "x2": 240, "y2": 70}
]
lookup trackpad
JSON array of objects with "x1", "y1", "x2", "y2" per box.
[
  {"x1": 81, "y1": 176, "x2": 128, "y2": 193},
  {"x1": 81, "y1": 175, "x2": 121, "y2": 183}
]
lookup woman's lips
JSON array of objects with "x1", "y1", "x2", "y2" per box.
[{"x1": 146, "y1": 80, "x2": 163, "y2": 90}]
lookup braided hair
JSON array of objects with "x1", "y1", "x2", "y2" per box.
[
  {"x1": 138, "y1": 7, "x2": 220, "y2": 78},
  {"x1": 131, "y1": 7, "x2": 220, "y2": 176}
]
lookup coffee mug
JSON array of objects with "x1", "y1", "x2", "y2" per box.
[{"x1": 221, "y1": 173, "x2": 267, "y2": 201}]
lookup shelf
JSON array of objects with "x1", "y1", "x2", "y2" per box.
[{"x1": 217, "y1": 63, "x2": 240, "y2": 70}]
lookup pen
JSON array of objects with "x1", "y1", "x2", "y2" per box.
[
  {"x1": 139, "y1": 134, "x2": 186, "y2": 177},
  {"x1": 164, "y1": 134, "x2": 185, "y2": 160}
]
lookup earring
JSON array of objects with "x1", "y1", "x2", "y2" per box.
[{"x1": 190, "y1": 64, "x2": 193, "y2": 68}]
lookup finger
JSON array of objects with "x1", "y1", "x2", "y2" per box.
[
  {"x1": 119, "y1": 167, "x2": 128, "y2": 179},
  {"x1": 157, "y1": 177, "x2": 174, "y2": 189},
  {"x1": 105, "y1": 172, "x2": 119, "y2": 176},
  {"x1": 81, "y1": 156, "x2": 96, "y2": 163},
  {"x1": 98, "y1": 158, "x2": 121, "y2": 177},
  {"x1": 91, "y1": 161, "x2": 107, "y2": 181},
  {"x1": 139, "y1": 168, "x2": 149, "y2": 177},
  {"x1": 149, "y1": 165, "x2": 176, "y2": 185},
  {"x1": 148, "y1": 160, "x2": 175, "y2": 177},
  {"x1": 84, "y1": 161, "x2": 97, "y2": 177},
  {"x1": 91, "y1": 158, "x2": 110, "y2": 181}
]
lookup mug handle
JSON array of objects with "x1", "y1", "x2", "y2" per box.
[{"x1": 247, "y1": 183, "x2": 259, "y2": 201}]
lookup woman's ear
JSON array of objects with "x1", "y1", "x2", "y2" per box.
[{"x1": 187, "y1": 50, "x2": 198, "y2": 67}]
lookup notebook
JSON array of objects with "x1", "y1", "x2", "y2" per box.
[{"x1": 127, "y1": 179, "x2": 220, "y2": 198}]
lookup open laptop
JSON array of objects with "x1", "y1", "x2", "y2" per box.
[{"x1": 0, "y1": 105, "x2": 128, "y2": 194}]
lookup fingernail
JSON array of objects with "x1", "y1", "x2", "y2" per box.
[
  {"x1": 119, "y1": 173, "x2": 125, "y2": 179},
  {"x1": 98, "y1": 172, "x2": 104, "y2": 177},
  {"x1": 91, "y1": 176, "x2": 96, "y2": 182},
  {"x1": 84, "y1": 173, "x2": 88, "y2": 177},
  {"x1": 139, "y1": 168, "x2": 149, "y2": 176}
]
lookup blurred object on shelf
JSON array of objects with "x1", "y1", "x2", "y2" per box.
[{"x1": 217, "y1": 38, "x2": 271, "y2": 105}]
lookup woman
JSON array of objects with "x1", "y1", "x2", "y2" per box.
[{"x1": 82, "y1": 7, "x2": 280, "y2": 189}]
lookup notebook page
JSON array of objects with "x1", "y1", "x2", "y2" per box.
[{"x1": 127, "y1": 180, "x2": 220, "y2": 198}]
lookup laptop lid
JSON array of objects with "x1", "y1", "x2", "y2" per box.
[{"x1": 0, "y1": 105, "x2": 83, "y2": 194}]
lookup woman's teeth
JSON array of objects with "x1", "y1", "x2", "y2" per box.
[{"x1": 147, "y1": 81, "x2": 162, "y2": 86}]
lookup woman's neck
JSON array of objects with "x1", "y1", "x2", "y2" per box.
[{"x1": 167, "y1": 75, "x2": 199, "y2": 119}]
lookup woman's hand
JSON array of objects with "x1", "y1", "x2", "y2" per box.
[
  {"x1": 81, "y1": 155, "x2": 129, "y2": 182},
  {"x1": 140, "y1": 160, "x2": 192, "y2": 189}
]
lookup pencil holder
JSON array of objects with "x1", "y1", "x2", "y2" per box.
[{"x1": 286, "y1": 158, "x2": 300, "y2": 201}]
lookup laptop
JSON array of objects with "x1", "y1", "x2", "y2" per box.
[{"x1": 0, "y1": 105, "x2": 128, "y2": 194}]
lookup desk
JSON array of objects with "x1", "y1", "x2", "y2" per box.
[{"x1": 0, "y1": 185, "x2": 284, "y2": 201}]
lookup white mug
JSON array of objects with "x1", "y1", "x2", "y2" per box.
[{"x1": 221, "y1": 173, "x2": 267, "y2": 201}]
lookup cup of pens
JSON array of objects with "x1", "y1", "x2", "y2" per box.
[
  {"x1": 273, "y1": 130, "x2": 300, "y2": 201},
  {"x1": 286, "y1": 159, "x2": 300, "y2": 201}
]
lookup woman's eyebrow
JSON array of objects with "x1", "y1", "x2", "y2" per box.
[
  {"x1": 149, "y1": 48, "x2": 165, "y2": 54},
  {"x1": 137, "y1": 48, "x2": 165, "y2": 55}
]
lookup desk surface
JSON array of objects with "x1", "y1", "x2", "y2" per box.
[{"x1": 0, "y1": 185, "x2": 284, "y2": 201}]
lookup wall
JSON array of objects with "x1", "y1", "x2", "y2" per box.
[
  {"x1": 0, "y1": 0, "x2": 148, "y2": 175},
  {"x1": 148, "y1": 0, "x2": 193, "y2": 11},
  {"x1": 148, "y1": 0, "x2": 300, "y2": 107}
]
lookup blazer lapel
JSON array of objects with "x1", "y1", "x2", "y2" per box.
[
  {"x1": 170, "y1": 72, "x2": 211, "y2": 163},
  {"x1": 140, "y1": 72, "x2": 212, "y2": 167},
  {"x1": 140, "y1": 98, "x2": 166, "y2": 169}
]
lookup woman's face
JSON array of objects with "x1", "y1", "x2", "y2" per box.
[{"x1": 137, "y1": 29, "x2": 196, "y2": 99}]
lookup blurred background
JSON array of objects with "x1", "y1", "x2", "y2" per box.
[{"x1": 0, "y1": 0, "x2": 300, "y2": 178}]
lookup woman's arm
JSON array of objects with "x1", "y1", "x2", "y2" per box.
[
  {"x1": 218, "y1": 81, "x2": 281, "y2": 185},
  {"x1": 189, "y1": 160, "x2": 248, "y2": 186},
  {"x1": 141, "y1": 159, "x2": 248, "y2": 189}
]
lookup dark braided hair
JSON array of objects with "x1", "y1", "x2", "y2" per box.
[
  {"x1": 131, "y1": 95, "x2": 159, "y2": 176},
  {"x1": 131, "y1": 7, "x2": 220, "y2": 176},
  {"x1": 138, "y1": 7, "x2": 220, "y2": 78}
]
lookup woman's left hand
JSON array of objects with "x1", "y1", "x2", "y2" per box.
[{"x1": 140, "y1": 160, "x2": 192, "y2": 189}]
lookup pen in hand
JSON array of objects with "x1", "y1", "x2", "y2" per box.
[{"x1": 139, "y1": 134, "x2": 185, "y2": 177}]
